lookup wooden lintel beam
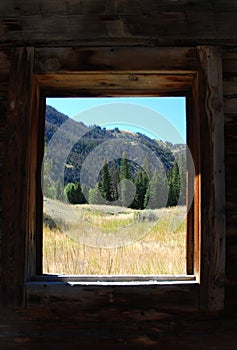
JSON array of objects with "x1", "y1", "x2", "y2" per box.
[
  {"x1": 34, "y1": 47, "x2": 197, "y2": 74},
  {"x1": 36, "y1": 72, "x2": 193, "y2": 97}
]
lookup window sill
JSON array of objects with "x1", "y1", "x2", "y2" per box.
[
  {"x1": 29, "y1": 274, "x2": 196, "y2": 284},
  {"x1": 26, "y1": 275, "x2": 199, "y2": 311}
]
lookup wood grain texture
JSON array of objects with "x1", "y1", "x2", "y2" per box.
[
  {"x1": 0, "y1": 45, "x2": 10, "y2": 305},
  {"x1": 1, "y1": 47, "x2": 35, "y2": 307},
  {"x1": 197, "y1": 46, "x2": 226, "y2": 311},
  {"x1": 34, "y1": 47, "x2": 197, "y2": 73},
  {"x1": 36, "y1": 72, "x2": 194, "y2": 97},
  {"x1": 0, "y1": 1, "x2": 237, "y2": 46},
  {"x1": 27, "y1": 281, "x2": 199, "y2": 312},
  {"x1": 0, "y1": 305, "x2": 236, "y2": 349},
  {"x1": 222, "y1": 52, "x2": 237, "y2": 310}
]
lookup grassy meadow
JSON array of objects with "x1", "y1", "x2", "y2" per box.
[{"x1": 43, "y1": 198, "x2": 187, "y2": 275}]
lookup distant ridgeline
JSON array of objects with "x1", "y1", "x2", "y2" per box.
[{"x1": 44, "y1": 105, "x2": 186, "y2": 209}]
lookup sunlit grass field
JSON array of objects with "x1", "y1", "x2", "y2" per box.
[{"x1": 43, "y1": 198, "x2": 186, "y2": 275}]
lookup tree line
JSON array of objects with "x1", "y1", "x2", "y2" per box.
[{"x1": 44, "y1": 151, "x2": 186, "y2": 209}]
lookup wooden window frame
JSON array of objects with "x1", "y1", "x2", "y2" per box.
[{"x1": 1, "y1": 46, "x2": 225, "y2": 312}]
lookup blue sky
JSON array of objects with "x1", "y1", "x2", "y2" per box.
[{"x1": 46, "y1": 97, "x2": 186, "y2": 143}]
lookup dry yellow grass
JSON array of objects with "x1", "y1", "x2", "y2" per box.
[{"x1": 43, "y1": 204, "x2": 186, "y2": 275}]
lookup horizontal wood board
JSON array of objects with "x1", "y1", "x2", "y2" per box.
[{"x1": 0, "y1": 1, "x2": 237, "y2": 46}]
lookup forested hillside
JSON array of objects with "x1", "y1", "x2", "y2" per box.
[{"x1": 44, "y1": 105, "x2": 186, "y2": 209}]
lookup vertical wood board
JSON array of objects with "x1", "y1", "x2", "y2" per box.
[
  {"x1": 1, "y1": 47, "x2": 35, "y2": 307},
  {"x1": 197, "y1": 46, "x2": 226, "y2": 311}
]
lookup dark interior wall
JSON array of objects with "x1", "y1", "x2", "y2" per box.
[
  {"x1": 0, "y1": 0, "x2": 237, "y2": 308},
  {"x1": 0, "y1": 47, "x2": 10, "y2": 299},
  {"x1": 223, "y1": 51, "x2": 237, "y2": 310},
  {"x1": 0, "y1": 1, "x2": 237, "y2": 348},
  {"x1": 0, "y1": 0, "x2": 236, "y2": 299}
]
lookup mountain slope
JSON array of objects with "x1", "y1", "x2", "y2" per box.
[{"x1": 45, "y1": 105, "x2": 181, "y2": 185}]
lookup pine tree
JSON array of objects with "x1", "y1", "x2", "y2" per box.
[
  {"x1": 120, "y1": 151, "x2": 131, "y2": 180},
  {"x1": 119, "y1": 151, "x2": 132, "y2": 207},
  {"x1": 132, "y1": 170, "x2": 148, "y2": 209},
  {"x1": 144, "y1": 183, "x2": 150, "y2": 208},
  {"x1": 178, "y1": 153, "x2": 186, "y2": 205},
  {"x1": 167, "y1": 160, "x2": 181, "y2": 206},
  {"x1": 142, "y1": 153, "x2": 153, "y2": 208},
  {"x1": 110, "y1": 161, "x2": 120, "y2": 201},
  {"x1": 100, "y1": 160, "x2": 113, "y2": 202},
  {"x1": 143, "y1": 153, "x2": 152, "y2": 178}
]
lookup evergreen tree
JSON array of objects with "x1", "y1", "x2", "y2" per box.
[
  {"x1": 178, "y1": 153, "x2": 186, "y2": 205},
  {"x1": 143, "y1": 153, "x2": 152, "y2": 178},
  {"x1": 167, "y1": 160, "x2": 181, "y2": 206},
  {"x1": 144, "y1": 184, "x2": 150, "y2": 208},
  {"x1": 100, "y1": 160, "x2": 113, "y2": 202},
  {"x1": 120, "y1": 151, "x2": 131, "y2": 180},
  {"x1": 110, "y1": 161, "x2": 120, "y2": 201},
  {"x1": 119, "y1": 151, "x2": 132, "y2": 207},
  {"x1": 74, "y1": 182, "x2": 85, "y2": 204},
  {"x1": 132, "y1": 170, "x2": 149, "y2": 209}
]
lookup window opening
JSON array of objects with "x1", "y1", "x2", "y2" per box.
[{"x1": 42, "y1": 97, "x2": 191, "y2": 276}]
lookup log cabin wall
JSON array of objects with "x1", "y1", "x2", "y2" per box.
[
  {"x1": 0, "y1": 46, "x2": 10, "y2": 299},
  {"x1": 0, "y1": 1, "x2": 237, "y2": 348},
  {"x1": 223, "y1": 50, "x2": 237, "y2": 310}
]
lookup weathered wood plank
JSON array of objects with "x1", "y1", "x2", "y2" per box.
[
  {"x1": 0, "y1": 51, "x2": 10, "y2": 79},
  {"x1": 0, "y1": 45, "x2": 10, "y2": 302},
  {"x1": 1, "y1": 6, "x2": 237, "y2": 46},
  {"x1": 197, "y1": 46, "x2": 226, "y2": 311},
  {"x1": 224, "y1": 97, "x2": 237, "y2": 115},
  {"x1": 34, "y1": 47, "x2": 197, "y2": 74},
  {"x1": 223, "y1": 78, "x2": 237, "y2": 95},
  {"x1": 0, "y1": 308, "x2": 237, "y2": 349},
  {"x1": 225, "y1": 104, "x2": 237, "y2": 243},
  {"x1": 1, "y1": 0, "x2": 237, "y2": 17},
  {"x1": 0, "y1": 47, "x2": 11, "y2": 100},
  {"x1": 225, "y1": 141, "x2": 237, "y2": 155},
  {"x1": 0, "y1": 332, "x2": 237, "y2": 350},
  {"x1": 223, "y1": 52, "x2": 237, "y2": 74},
  {"x1": 1, "y1": 47, "x2": 35, "y2": 307},
  {"x1": 27, "y1": 281, "x2": 199, "y2": 312},
  {"x1": 0, "y1": 1, "x2": 237, "y2": 46},
  {"x1": 36, "y1": 72, "x2": 194, "y2": 96},
  {"x1": 0, "y1": 102, "x2": 7, "y2": 179},
  {"x1": 0, "y1": 104, "x2": 9, "y2": 231}
]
